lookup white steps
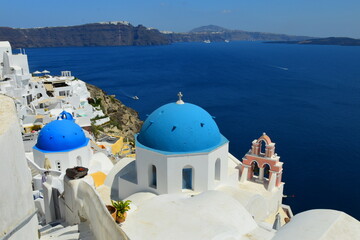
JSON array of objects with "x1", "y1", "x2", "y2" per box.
[
  {"x1": 39, "y1": 221, "x2": 95, "y2": 240},
  {"x1": 28, "y1": 164, "x2": 40, "y2": 177}
]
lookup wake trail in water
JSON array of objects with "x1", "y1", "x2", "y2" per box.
[
  {"x1": 269, "y1": 65, "x2": 289, "y2": 71},
  {"x1": 118, "y1": 90, "x2": 138, "y2": 99}
]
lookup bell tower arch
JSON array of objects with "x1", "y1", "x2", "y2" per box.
[{"x1": 240, "y1": 133, "x2": 283, "y2": 191}]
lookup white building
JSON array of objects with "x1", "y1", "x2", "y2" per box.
[
  {"x1": 105, "y1": 95, "x2": 284, "y2": 238},
  {"x1": 116, "y1": 96, "x2": 232, "y2": 198},
  {"x1": 0, "y1": 41, "x2": 106, "y2": 141},
  {"x1": 24, "y1": 110, "x2": 114, "y2": 226},
  {"x1": 32, "y1": 111, "x2": 92, "y2": 173}
]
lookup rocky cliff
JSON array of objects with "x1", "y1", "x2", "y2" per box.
[
  {"x1": 86, "y1": 83, "x2": 143, "y2": 140},
  {"x1": 0, "y1": 22, "x2": 169, "y2": 48}
]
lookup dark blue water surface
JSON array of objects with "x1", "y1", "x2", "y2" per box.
[{"x1": 26, "y1": 42, "x2": 360, "y2": 219}]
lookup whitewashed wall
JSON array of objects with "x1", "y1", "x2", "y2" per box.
[
  {"x1": 127, "y1": 143, "x2": 229, "y2": 198},
  {"x1": 33, "y1": 142, "x2": 91, "y2": 173},
  {"x1": 64, "y1": 177, "x2": 129, "y2": 240},
  {"x1": 0, "y1": 95, "x2": 38, "y2": 240}
]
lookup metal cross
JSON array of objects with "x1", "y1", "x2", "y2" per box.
[
  {"x1": 176, "y1": 92, "x2": 184, "y2": 104},
  {"x1": 177, "y1": 92, "x2": 183, "y2": 101}
]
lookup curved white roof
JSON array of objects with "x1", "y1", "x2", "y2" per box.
[
  {"x1": 273, "y1": 209, "x2": 360, "y2": 240},
  {"x1": 121, "y1": 191, "x2": 272, "y2": 240}
]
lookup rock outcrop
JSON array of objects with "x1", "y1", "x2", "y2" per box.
[{"x1": 86, "y1": 83, "x2": 143, "y2": 141}]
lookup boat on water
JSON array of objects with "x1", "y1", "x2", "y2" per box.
[
  {"x1": 225, "y1": 40, "x2": 230, "y2": 43},
  {"x1": 133, "y1": 96, "x2": 139, "y2": 100},
  {"x1": 203, "y1": 40, "x2": 211, "y2": 44}
]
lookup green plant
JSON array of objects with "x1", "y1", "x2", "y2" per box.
[
  {"x1": 89, "y1": 97, "x2": 102, "y2": 107},
  {"x1": 111, "y1": 200, "x2": 131, "y2": 217},
  {"x1": 91, "y1": 114, "x2": 109, "y2": 121}
]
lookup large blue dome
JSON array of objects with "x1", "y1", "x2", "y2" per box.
[
  {"x1": 34, "y1": 119, "x2": 89, "y2": 152},
  {"x1": 137, "y1": 102, "x2": 223, "y2": 153}
]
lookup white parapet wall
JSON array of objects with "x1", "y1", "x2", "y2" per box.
[
  {"x1": 64, "y1": 176, "x2": 129, "y2": 240},
  {"x1": 94, "y1": 117, "x2": 110, "y2": 126},
  {"x1": 0, "y1": 94, "x2": 38, "y2": 240}
]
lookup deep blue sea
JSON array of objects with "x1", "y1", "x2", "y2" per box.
[{"x1": 26, "y1": 41, "x2": 360, "y2": 220}]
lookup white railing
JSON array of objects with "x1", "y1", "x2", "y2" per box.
[{"x1": 26, "y1": 158, "x2": 62, "y2": 177}]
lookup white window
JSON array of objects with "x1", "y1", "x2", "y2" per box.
[{"x1": 76, "y1": 156, "x2": 82, "y2": 166}]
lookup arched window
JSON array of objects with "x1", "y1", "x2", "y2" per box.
[
  {"x1": 260, "y1": 140, "x2": 266, "y2": 155},
  {"x1": 149, "y1": 165, "x2": 157, "y2": 188},
  {"x1": 76, "y1": 156, "x2": 82, "y2": 166},
  {"x1": 264, "y1": 164, "x2": 271, "y2": 179},
  {"x1": 251, "y1": 161, "x2": 259, "y2": 177},
  {"x1": 215, "y1": 158, "x2": 221, "y2": 181},
  {"x1": 182, "y1": 166, "x2": 193, "y2": 190}
]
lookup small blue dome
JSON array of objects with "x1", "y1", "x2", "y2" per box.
[
  {"x1": 137, "y1": 102, "x2": 222, "y2": 152},
  {"x1": 58, "y1": 111, "x2": 74, "y2": 121},
  {"x1": 34, "y1": 119, "x2": 89, "y2": 152}
]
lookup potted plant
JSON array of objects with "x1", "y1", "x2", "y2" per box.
[
  {"x1": 111, "y1": 200, "x2": 131, "y2": 223},
  {"x1": 106, "y1": 205, "x2": 117, "y2": 221}
]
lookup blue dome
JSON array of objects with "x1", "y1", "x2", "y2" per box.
[
  {"x1": 137, "y1": 102, "x2": 222, "y2": 152},
  {"x1": 34, "y1": 119, "x2": 89, "y2": 152}
]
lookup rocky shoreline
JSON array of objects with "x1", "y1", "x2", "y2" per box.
[{"x1": 86, "y1": 83, "x2": 143, "y2": 141}]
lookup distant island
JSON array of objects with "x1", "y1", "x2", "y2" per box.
[
  {"x1": 0, "y1": 22, "x2": 311, "y2": 48},
  {"x1": 165, "y1": 24, "x2": 310, "y2": 44},
  {"x1": 268, "y1": 37, "x2": 360, "y2": 46}
]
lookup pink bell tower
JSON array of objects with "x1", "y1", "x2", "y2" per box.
[{"x1": 240, "y1": 133, "x2": 283, "y2": 191}]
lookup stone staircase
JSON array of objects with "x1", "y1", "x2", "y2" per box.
[
  {"x1": 28, "y1": 163, "x2": 40, "y2": 177},
  {"x1": 39, "y1": 221, "x2": 95, "y2": 240}
]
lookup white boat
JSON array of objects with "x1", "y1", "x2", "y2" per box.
[
  {"x1": 133, "y1": 96, "x2": 139, "y2": 100},
  {"x1": 203, "y1": 40, "x2": 211, "y2": 44},
  {"x1": 225, "y1": 40, "x2": 230, "y2": 43}
]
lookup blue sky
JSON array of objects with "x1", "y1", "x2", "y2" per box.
[{"x1": 1, "y1": 0, "x2": 359, "y2": 38}]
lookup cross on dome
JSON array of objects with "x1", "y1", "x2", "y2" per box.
[{"x1": 176, "y1": 92, "x2": 184, "y2": 104}]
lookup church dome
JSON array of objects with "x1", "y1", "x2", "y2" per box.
[
  {"x1": 137, "y1": 101, "x2": 222, "y2": 153},
  {"x1": 34, "y1": 117, "x2": 89, "y2": 152}
]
